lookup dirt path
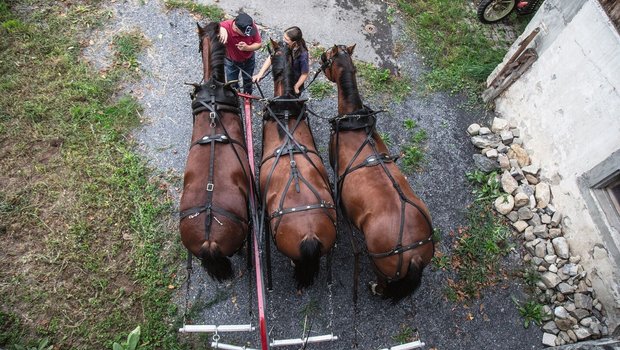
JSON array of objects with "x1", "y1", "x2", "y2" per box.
[{"x1": 85, "y1": 0, "x2": 542, "y2": 348}]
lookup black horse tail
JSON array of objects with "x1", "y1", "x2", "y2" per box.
[
  {"x1": 200, "y1": 241, "x2": 234, "y2": 281},
  {"x1": 383, "y1": 258, "x2": 425, "y2": 303},
  {"x1": 294, "y1": 237, "x2": 323, "y2": 289}
]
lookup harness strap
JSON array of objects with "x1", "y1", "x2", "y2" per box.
[
  {"x1": 337, "y1": 153, "x2": 398, "y2": 183},
  {"x1": 179, "y1": 204, "x2": 248, "y2": 225},
  {"x1": 269, "y1": 201, "x2": 336, "y2": 220},
  {"x1": 368, "y1": 235, "x2": 434, "y2": 259}
]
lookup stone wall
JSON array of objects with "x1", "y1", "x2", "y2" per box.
[{"x1": 488, "y1": 0, "x2": 620, "y2": 333}]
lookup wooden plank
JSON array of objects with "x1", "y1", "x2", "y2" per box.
[{"x1": 598, "y1": 0, "x2": 620, "y2": 33}]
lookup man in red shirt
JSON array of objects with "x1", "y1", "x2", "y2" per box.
[{"x1": 219, "y1": 13, "x2": 262, "y2": 95}]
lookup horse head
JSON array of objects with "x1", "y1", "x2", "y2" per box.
[
  {"x1": 320, "y1": 44, "x2": 356, "y2": 83},
  {"x1": 269, "y1": 38, "x2": 296, "y2": 98},
  {"x1": 197, "y1": 22, "x2": 226, "y2": 83}
]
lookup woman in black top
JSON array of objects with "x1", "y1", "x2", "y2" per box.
[{"x1": 253, "y1": 26, "x2": 309, "y2": 96}]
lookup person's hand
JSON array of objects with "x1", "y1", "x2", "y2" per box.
[
  {"x1": 252, "y1": 74, "x2": 263, "y2": 83},
  {"x1": 236, "y1": 42, "x2": 248, "y2": 51},
  {"x1": 294, "y1": 86, "x2": 300, "y2": 94},
  {"x1": 218, "y1": 27, "x2": 228, "y2": 44}
]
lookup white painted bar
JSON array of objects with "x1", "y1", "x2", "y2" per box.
[
  {"x1": 178, "y1": 324, "x2": 255, "y2": 333},
  {"x1": 211, "y1": 342, "x2": 258, "y2": 350},
  {"x1": 379, "y1": 340, "x2": 425, "y2": 350},
  {"x1": 270, "y1": 334, "x2": 338, "y2": 347}
]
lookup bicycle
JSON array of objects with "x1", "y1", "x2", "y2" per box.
[{"x1": 476, "y1": 0, "x2": 543, "y2": 24}]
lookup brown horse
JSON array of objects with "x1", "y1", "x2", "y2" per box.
[
  {"x1": 259, "y1": 40, "x2": 337, "y2": 290},
  {"x1": 179, "y1": 22, "x2": 252, "y2": 281},
  {"x1": 320, "y1": 45, "x2": 434, "y2": 301}
]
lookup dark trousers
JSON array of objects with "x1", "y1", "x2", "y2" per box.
[{"x1": 225, "y1": 56, "x2": 255, "y2": 95}]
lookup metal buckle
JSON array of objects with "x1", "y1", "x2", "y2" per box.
[{"x1": 206, "y1": 183, "x2": 214, "y2": 191}]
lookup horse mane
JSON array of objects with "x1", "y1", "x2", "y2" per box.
[
  {"x1": 271, "y1": 42, "x2": 296, "y2": 98},
  {"x1": 201, "y1": 22, "x2": 226, "y2": 82},
  {"x1": 334, "y1": 48, "x2": 363, "y2": 107}
]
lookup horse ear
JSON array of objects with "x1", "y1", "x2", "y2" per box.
[
  {"x1": 347, "y1": 44, "x2": 356, "y2": 55},
  {"x1": 270, "y1": 38, "x2": 279, "y2": 49},
  {"x1": 196, "y1": 22, "x2": 204, "y2": 37},
  {"x1": 331, "y1": 45, "x2": 338, "y2": 54}
]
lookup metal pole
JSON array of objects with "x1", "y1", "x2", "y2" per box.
[
  {"x1": 178, "y1": 324, "x2": 255, "y2": 333},
  {"x1": 238, "y1": 92, "x2": 270, "y2": 350},
  {"x1": 211, "y1": 342, "x2": 259, "y2": 350},
  {"x1": 378, "y1": 340, "x2": 426, "y2": 350},
  {"x1": 270, "y1": 334, "x2": 339, "y2": 347}
]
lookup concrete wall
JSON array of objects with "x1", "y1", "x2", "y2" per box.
[{"x1": 491, "y1": 0, "x2": 620, "y2": 332}]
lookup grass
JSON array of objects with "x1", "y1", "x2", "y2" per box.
[
  {"x1": 356, "y1": 61, "x2": 412, "y2": 102},
  {"x1": 395, "y1": 0, "x2": 531, "y2": 100},
  {"x1": 308, "y1": 80, "x2": 334, "y2": 99},
  {"x1": 164, "y1": 0, "x2": 224, "y2": 21},
  {"x1": 399, "y1": 119, "x2": 428, "y2": 173},
  {"x1": 113, "y1": 31, "x2": 149, "y2": 70},
  {"x1": 0, "y1": 1, "x2": 182, "y2": 349}
]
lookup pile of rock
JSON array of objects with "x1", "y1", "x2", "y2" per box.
[{"x1": 467, "y1": 118, "x2": 610, "y2": 347}]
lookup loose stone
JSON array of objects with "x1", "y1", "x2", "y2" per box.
[
  {"x1": 512, "y1": 220, "x2": 528, "y2": 233},
  {"x1": 494, "y1": 195, "x2": 514, "y2": 215},
  {"x1": 501, "y1": 170, "x2": 519, "y2": 194},
  {"x1": 542, "y1": 272, "x2": 562, "y2": 288},
  {"x1": 467, "y1": 123, "x2": 481, "y2": 135},
  {"x1": 491, "y1": 117, "x2": 509, "y2": 133},
  {"x1": 514, "y1": 192, "x2": 529, "y2": 207},
  {"x1": 542, "y1": 333, "x2": 557, "y2": 347},
  {"x1": 535, "y1": 182, "x2": 552, "y2": 208},
  {"x1": 552, "y1": 237, "x2": 570, "y2": 259}
]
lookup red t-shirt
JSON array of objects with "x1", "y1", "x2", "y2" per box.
[{"x1": 220, "y1": 19, "x2": 262, "y2": 62}]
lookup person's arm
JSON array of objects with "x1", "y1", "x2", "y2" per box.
[
  {"x1": 294, "y1": 72, "x2": 309, "y2": 94},
  {"x1": 236, "y1": 41, "x2": 262, "y2": 52},
  {"x1": 218, "y1": 21, "x2": 231, "y2": 44},
  {"x1": 294, "y1": 51, "x2": 310, "y2": 94},
  {"x1": 252, "y1": 57, "x2": 272, "y2": 82}
]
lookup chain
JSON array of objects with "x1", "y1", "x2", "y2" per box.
[
  {"x1": 327, "y1": 281, "x2": 334, "y2": 330},
  {"x1": 183, "y1": 258, "x2": 193, "y2": 327}
]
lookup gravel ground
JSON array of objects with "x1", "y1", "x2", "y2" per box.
[{"x1": 84, "y1": 0, "x2": 543, "y2": 349}]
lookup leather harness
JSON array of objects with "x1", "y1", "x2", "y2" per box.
[
  {"x1": 179, "y1": 79, "x2": 251, "y2": 243},
  {"x1": 331, "y1": 106, "x2": 434, "y2": 282},
  {"x1": 260, "y1": 97, "x2": 336, "y2": 245}
]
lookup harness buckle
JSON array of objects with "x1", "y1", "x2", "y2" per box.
[
  {"x1": 206, "y1": 183, "x2": 214, "y2": 191},
  {"x1": 188, "y1": 212, "x2": 200, "y2": 219}
]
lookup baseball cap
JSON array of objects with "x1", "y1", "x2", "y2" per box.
[{"x1": 234, "y1": 13, "x2": 256, "y2": 36}]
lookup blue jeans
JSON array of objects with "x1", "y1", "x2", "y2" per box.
[{"x1": 225, "y1": 56, "x2": 255, "y2": 95}]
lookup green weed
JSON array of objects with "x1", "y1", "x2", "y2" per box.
[
  {"x1": 356, "y1": 61, "x2": 411, "y2": 101},
  {"x1": 309, "y1": 45, "x2": 326, "y2": 60},
  {"x1": 113, "y1": 326, "x2": 141, "y2": 350},
  {"x1": 164, "y1": 0, "x2": 224, "y2": 21},
  {"x1": 308, "y1": 81, "x2": 334, "y2": 99},
  {"x1": 466, "y1": 170, "x2": 501, "y2": 202},
  {"x1": 513, "y1": 297, "x2": 548, "y2": 328},
  {"x1": 379, "y1": 132, "x2": 393, "y2": 147},
  {"x1": 399, "y1": 120, "x2": 427, "y2": 173},
  {"x1": 392, "y1": 325, "x2": 416, "y2": 344}
]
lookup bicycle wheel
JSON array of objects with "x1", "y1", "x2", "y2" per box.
[{"x1": 477, "y1": 0, "x2": 516, "y2": 23}]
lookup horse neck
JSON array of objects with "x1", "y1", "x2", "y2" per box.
[
  {"x1": 200, "y1": 38, "x2": 224, "y2": 82},
  {"x1": 336, "y1": 69, "x2": 364, "y2": 115}
]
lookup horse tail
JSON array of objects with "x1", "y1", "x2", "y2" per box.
[
  {"x1": 383, "y1": 257, "x2": 425, "y2": 303},
  {"x1": 199, "y1": 241, "x2": 234, "y2": 281},
  {"x1": 294, "y1": 237, "x2": 323, "y2": 289}
]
